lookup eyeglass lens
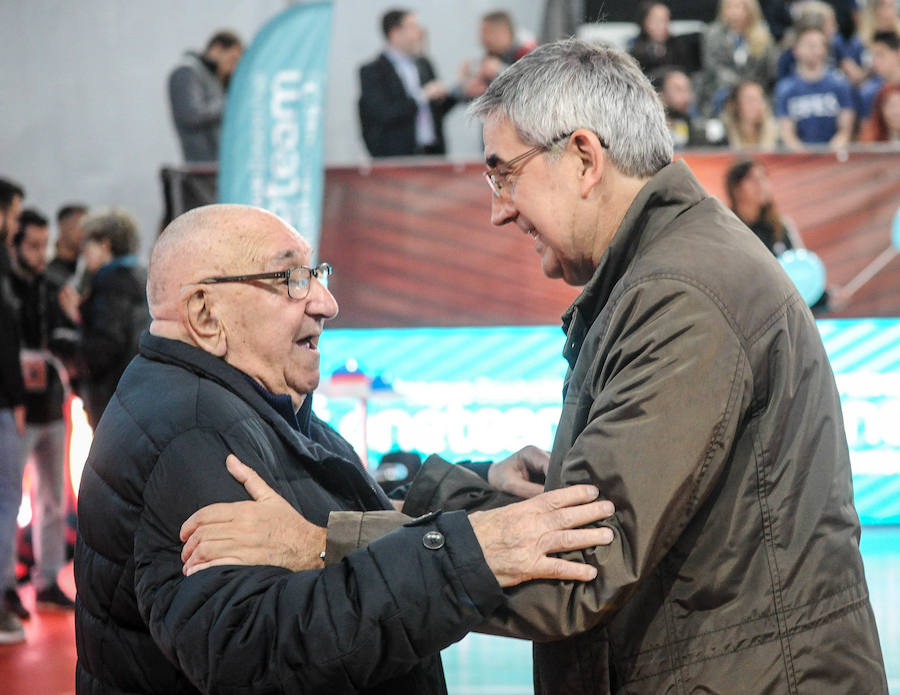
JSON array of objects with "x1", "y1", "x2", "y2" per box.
[{"x1": 288, "y1": 264, "x2": 331, "y2": 298}]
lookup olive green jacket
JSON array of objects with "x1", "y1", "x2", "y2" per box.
[{"x1": 327, "y1": 161, "x2": 887, "y2": 694}]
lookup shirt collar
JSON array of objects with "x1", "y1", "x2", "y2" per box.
[
  {"x1": 243, "y1": 376, "x2": 313, "y2": 436},
  {"x1": 385, "y1": 47, "x2": 415, "y2": 67}
]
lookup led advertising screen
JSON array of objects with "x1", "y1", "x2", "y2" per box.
[{"x1": 317, "y1": 319, "x2": 900, "y2": 525}]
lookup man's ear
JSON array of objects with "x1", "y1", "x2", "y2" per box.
[
  {"x1": 181, "y1": 287, "x2": 227, "y2": 357},
  {"x1": 571, "y1": 129, "x2": 606, "y2": 198}
]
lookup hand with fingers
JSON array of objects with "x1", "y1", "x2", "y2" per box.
[
  {"x1": 180, "y1": 454, "x2": 615, "y2": 587},
  {"x1": 469, "y1": 486, "x2": 615, "y2": 587},
  {"x1": 488, "y1": 445, "x2": 550, "y2": 498},
  {"x1": 179, "y1": 454, "x2": 326, "y2": 576}
]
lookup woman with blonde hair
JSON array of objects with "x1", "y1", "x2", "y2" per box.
[
  {"x1": 700, "y1": 0, "x2": 778, "y2": 114},
  {"x1": 722, "y1": 79, "x2": 780, "y2": 148},
  {"x1": 857, "y1": 0, "x2": 900, "y2": 47}
]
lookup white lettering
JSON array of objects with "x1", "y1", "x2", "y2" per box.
[
  {"x1": 267, "y1": 70, "x2": 305, "y2": 229},
  {"x1": 787, "y1": 92, "x2": 841, "y2": 120}
]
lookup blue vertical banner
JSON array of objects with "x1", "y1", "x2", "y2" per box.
[{"x1": 218, "y1": 1, "x2": 332, "y2": 254}]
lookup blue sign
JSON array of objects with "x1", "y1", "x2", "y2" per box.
[{"x1": 218, "y1": 2, "x2": 332, "y2": 252}]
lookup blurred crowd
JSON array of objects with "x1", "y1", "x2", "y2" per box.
[
  {"x1": 355, "y1": 1, "x2": 900, "y2": 158},
  {"x1": 358, "y1": 9, "x2": 536, "y2": 157},
  {"x1": 630, "y1": 0, "x2": 900, "y2": 151},
  {"x1": 162, "y1": 3, "x2": 900, "y2": 218},
  {"x1": 0, "y1": 181, "x2": 148, "y2": 644}
]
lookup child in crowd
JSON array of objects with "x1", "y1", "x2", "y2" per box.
[
  {"x1": 776, "y1": 1, "x2": 868, "y2": 86},
  {"x1": 775, "y1": 21, "x2": 855, "y2": 150}
]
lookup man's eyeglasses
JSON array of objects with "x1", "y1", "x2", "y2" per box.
[
  {"x1": 483, "y1": 130, "x2": 609, "y2": 198},
  {"x1": 196, "y1": 262, "x2": 332, "y2": 299}
]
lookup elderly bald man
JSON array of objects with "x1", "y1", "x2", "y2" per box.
[{"x1": 73, "y1": 203, "x2": 615, "y2": 695}]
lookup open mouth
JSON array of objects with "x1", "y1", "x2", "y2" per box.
[{"x1": 295, "y1": 337, "x2": 318, "y2": 351}]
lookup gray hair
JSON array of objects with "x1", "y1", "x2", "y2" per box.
[
  {"x1": 83, "y1": 207, "x2": 139, "y2": 257},
  {"x1": 468, "y1": 39, "x2": 673, "y2": 178}
]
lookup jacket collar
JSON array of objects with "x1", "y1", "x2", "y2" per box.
[
  {"x1": 138, "y1": 332, "x2": 392, "y2": 509},
  {"x1": 138, "y1": 333, "x2": 331, "y2": 464},
  {"x1": 561, "y1": 159, "x2": 707, "y2": 367},
  {"x1": 245, "y1": 375, "x2": 313, "y2": 436}
]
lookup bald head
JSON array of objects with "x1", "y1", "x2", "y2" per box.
[
  {"x1": 151, "y1": 205, "x2": 276, "y2": 316},
  {"x1": 148, "y1": 204, "x2": 312, "y2": 339}
]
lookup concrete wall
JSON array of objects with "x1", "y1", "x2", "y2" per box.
[{"x1": 0, "y1": 0, "x2": 543, "y2": 256}]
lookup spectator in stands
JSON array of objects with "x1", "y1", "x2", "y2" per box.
[
  {"x1": 58, "y1": 209, "x2": 148, "y2": 428},
  {"x1": 628, "y1": 1, "x2": 701, "y2": 77},
  {"x1": 725, "y1": 159, "x2": 802, "y2": 255},
  {"x1": 725, "y1": 157, "x2": 832, "y2": 310},
  {"x1": 480, "y1": 10, "x2": 535, "y2": 64},
  {"x1": 857, "y1": 0, "x2": 900, "y2": 48},
  {"x1": 44, "y1": 204, "x2": 87, "y2": 290},
  {"x1": 775, "y1": 20, "x2": 855, "y2": 149},
  {"x1": 0, "y1": 177, "x2": 26, "y2": 645},
  {"x1": 699, "y1": 0, "x2": 778, "y2": 114},
  {"x1": 762, "y1": 0, "x2": 797, "y2": 42},
  {"x1": 654, "y1": 67, "x2": 727, "y2": 147},
  {"x1": 9, "y1": 209, "x2": 76, "y2": 613},
  {"x1": 859, "y1": 81, "x2": 900, "y2": 141},
  {"x1": 457, "y1": 11, "x2": 537, "y2": 100},
  {"x1": 858, "y1": 30, "x2": 900, "y2": 119},
  {"x1": 168, "y1": 30, "x2": 243, "y2": 163},
  {"x1": 359, "y1": 9, "x2": 456, "y2": 157},
  {"x1": 776, "y1": 1, "x2": 868, "y2": 85},
  {"x1": 722, "y1": 79, "x2": 780, "y2": 148}
]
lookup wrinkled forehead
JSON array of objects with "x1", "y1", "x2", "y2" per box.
[
  {"x1": 218, "y1": 210, "x2": 312, "y2": 270},
  {"x1": 263, "y1": 244, "x2": 312, "y2": 270},
  {"x1": 260, "y1": 220, "x2": 312, "y2": 263}
]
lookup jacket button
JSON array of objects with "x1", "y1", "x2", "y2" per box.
[{"x1": 422, "y1": 530, "x2": 445, "y2": 550}]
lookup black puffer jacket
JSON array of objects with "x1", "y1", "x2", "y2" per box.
[
  {"x1": 75, "y1": 333, "x2": 502, "y2": 695},
  {"x1": 0, "y1": 245, "x2": 25, "y2": 409},
  {"x1": 79, "y1": 261, "x2": 148, "y2": 426}
]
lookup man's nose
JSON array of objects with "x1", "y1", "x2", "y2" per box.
[
  {"x1": 307, "y1": 276, "x2": 339, "y2": 320},
  {"x1": 490, "y1": 192, "x2": 516, "y2": 227}
]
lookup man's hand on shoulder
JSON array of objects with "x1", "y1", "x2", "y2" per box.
[
  {"x1": 180, "y1": 454, "x2": 326, "y2": 576},
  {"x1": 180, "y1": 455, "x2": 616, "y2": 590},
  {"x1": 469, "y1": 486, "x2": 615, "y2": 587},
  {"x1": 488, "y1": 445, "x2": 549, "y2": 498}
]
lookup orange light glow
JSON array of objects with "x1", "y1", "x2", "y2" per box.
[{"x1": 67, "y1": 396, "x2": 92, "y2": 501}]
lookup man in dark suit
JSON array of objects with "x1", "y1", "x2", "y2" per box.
[{"x1": 359, "y1": 9, "x2": 456, "y2": 157}]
